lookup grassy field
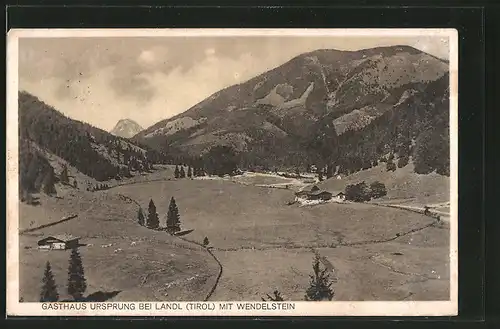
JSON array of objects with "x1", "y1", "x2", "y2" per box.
[
  {"x1": 19, "y1": 165, "x2": 450, "y2": 302},
  {"x1": 19, "y1": 190, "x2": 219, "y2": 302},
  {"x1": 112, "y1": 176, "x2": 450, "y2": 301}
]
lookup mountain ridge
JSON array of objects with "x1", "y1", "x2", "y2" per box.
[{"x1": 133, "y1": 45, "x2": 450, "y2": 176}]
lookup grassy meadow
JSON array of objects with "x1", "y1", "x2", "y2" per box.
[
  {"x1": 19, "y1": 190, "x2": 219, "y2": 302},
  {"x1": 112, "y1": 175, "x2": 450, "y2": 301},
  {"x1": 19, "y1": 166, "x2": 450, "y2": 302}
]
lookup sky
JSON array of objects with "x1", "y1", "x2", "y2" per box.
[{"x1": 18, "y1": 34, "x2": 450, "y2": 131}]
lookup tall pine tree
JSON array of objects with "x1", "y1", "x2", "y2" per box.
[
  {"x1": 174, "y1": 165, "x2": 180, "y2": 178},
  {"x1": 180, "y1": 166, "x2": 186, "y2": 178},
  {"x1": 67, "y1": 248, "x2": 87, "y2": 301},
  {"x1": 166, "y1": 197, "x2": 181, "y2": 233},
  {"x1": 137, "y1": 208, "x2": 145, "y2": 226},
  {"x1": 147, "y1": 199, "x2": 160, "y2": 229},
  {"x1": 187, "y1": 166, "x2": 192, "y2": 178},
  {"x1": 40, "y1": 261, "x2": 59, "y2": 302},
  {"x1": 304, "y1": 255, "x2": 335, "y2": 301}
]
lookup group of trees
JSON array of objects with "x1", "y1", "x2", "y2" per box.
[
  {"x1": 174, "y1": 165, "x2": 205, "y2": 179},
  {"x1": 344, "y1": 181, "x2": 388, "y2": 202},
  {"x1": 40, "y1": 248, "x2": 87, "y2": 302},
  {"x1": 138, "y1": 197, "x2": 181, "y2": 234},
  {"x1": 262, "y1": 255, "x2": 335, "y2": 302}
]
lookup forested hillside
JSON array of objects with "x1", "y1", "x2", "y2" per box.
[
  {"x1": 315, "y1": 73, "x2": 450, "y2": 178},
  {"x1": 18, "y1": 92, "x2": 160, "y2": 199}
]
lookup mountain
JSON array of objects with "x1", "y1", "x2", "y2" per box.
[
  {"x1": 134, "y1": 46, "x2": 450, "y2": 175},
  {"x1": 110, "y1": 119, "x2": 143, "y2": 138},
  {"x1": 18, "y1": 92, "x2": 156, "y2": 199}
]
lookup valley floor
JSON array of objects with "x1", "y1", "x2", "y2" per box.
[{"x1": 18, "y1": 166, "x2": 451, "y2": 302}]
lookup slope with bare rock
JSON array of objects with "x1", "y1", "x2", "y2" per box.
[{"x1": 134, "y1": 46, "x2": 449, "y2": 172}]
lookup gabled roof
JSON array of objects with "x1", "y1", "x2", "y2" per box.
[
  {"x1": 39, "y1": 234, "x2": 79, "y2": 243},
  {"x1": 297, "y1": 185, "x2": 320, "y2": 194},
  {"x1": 309, "y1": 190, "x2": 332, "y2": 196}
]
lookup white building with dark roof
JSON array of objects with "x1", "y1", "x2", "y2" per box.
[{"x1": 37, "y1": 234, "x2": 80, "y2": 250}]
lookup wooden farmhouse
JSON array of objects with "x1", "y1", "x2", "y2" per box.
[
  {"x1": 295, "y1": 185, "x2": 333, "y2": 201},
  {"x1": 37, "y1": 234, "x2": 80, "y2": 250}
]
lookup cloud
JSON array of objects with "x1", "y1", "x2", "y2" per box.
[{"x1": 18, "y1": 35, "x2": 451, "y2": 131}]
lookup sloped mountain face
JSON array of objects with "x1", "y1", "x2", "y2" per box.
[
  {"x1": 110, "y1": 119, "x2": 144, "y2": 138},
  {"x1": 134, "y1": 46, "x2": 450, "y2": 172},
  {"x1": 18, "y1": 92, "x2": 155, "y2": 198}
]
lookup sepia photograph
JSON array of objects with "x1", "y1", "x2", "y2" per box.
[{"x1": 6, "y1": 28, "x2": 458, "y2": 316}]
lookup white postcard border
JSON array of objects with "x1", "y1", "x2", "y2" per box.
[{"x1": 6, "y1": 28, "x2": 459, "y2": 317}]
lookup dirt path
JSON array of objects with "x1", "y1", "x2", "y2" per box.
[
  {"x1": 212, "y1": 218, "x2": 438, "y2": 252},
  {"x1": 20, "y1": 202, "x2": 97, "y2": 235},
  {"x1": 20, "y1": 214, "x2": 78, "y2": 234},
  {"x1": 370, "y1": 201, "x2": 450, "y2": 221}
]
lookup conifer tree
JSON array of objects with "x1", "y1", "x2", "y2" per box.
[
  {"x1": 60, "y1": 165, "x2": 69, "y2": 184},
  {"x1": 137, "y1": 208, "x2": 145, "y2": 226},
  {"x1": 187, "y1": 166, "x2": 192, "y2": 178},
  {"x1": 67, "y1": 248, "x2": 87, "y2": 301},
  {"x1": 166, "y1": 197, "x2": 181, "y2": 233},
  {"x1": 147, "y1": 199, "x2": 160, "y2": 229},
  {"x1": 40, "y1": 261, "x2": 59, "y2": 302},
  {"x1": 180, "y1": 166, "x2": 186, "y2": 178},
  {"x1": 304, "y1": 255, "x2": 335, "y2": 301},
  {"x1": 42, "y1": 168, "x2": 57, "y2": 195},
  {"x1": 203, "y1": 236, "x2": 210, "y2": 247},
  {"x1": 174, "y1": 165, "x2": 180, "y2": 178}
]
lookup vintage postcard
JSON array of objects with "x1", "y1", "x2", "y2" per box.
[{"x1": 6, "y1": 28, "x2": 458, "y2": 316}]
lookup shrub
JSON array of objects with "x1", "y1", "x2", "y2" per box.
[
  {"x1": 345, "y1": 181, "x2": 372, "y2": 202},
  {"x1": 397, "y1": 155, "x2": 409, "y2": 168},
  {"x1": 370, "y1": 181, "x2": 387, "y2": 199},
  {"x1": 386, "y1": 159, "x2": 397, "y2": 172}
]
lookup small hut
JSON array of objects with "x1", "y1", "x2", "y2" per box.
[{"x1": 37, "y1": 234, "x2": 80, "y2": 250}]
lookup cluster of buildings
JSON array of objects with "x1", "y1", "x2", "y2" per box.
[{"x1": 294, "y1": 185, "x2": 345, "y2": 202}]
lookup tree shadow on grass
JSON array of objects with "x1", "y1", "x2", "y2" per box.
[{"x1": 84, "y1": 290, "x2": 122, "y2": 302}]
